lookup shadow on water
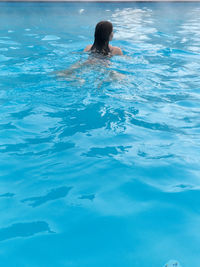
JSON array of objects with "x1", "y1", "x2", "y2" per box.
[
  {"x1": 82, "y1": 145, "x2": 132, "y2": 158},
  {"x1": 78, "y1": 194, "x2": 95, "y2": 201},
  {"x1": 0, "y1": 193, "x2": 15, "y2": 198},
  {"x1": 0, "y1": 221, "x2": 53, "y2": 242},
  {"x1": 21, "y1": 186, "x2": 72, "y2": 207}
]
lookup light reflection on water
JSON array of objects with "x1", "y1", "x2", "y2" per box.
[{"x1": 0, "y1": 2, "x2": 200, "y2": 267}]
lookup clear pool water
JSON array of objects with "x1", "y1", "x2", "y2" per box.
[{"x1": 0, "y1": 2, "x2": 200, "y2": 267}]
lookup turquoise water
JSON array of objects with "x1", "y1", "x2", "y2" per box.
[{"x1": 0, "y1": 2, "x2": 200, "y2": 266}]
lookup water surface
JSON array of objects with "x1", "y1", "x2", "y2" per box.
[{"x1": 0, "y1": 2, "x2": 200, "y2": 267}]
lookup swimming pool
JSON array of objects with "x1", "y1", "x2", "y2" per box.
[{"x1": 0, "y1": 2, "x2": 200, "y2": 266}]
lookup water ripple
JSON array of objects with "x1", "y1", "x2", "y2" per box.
[
  {"x1": 21, "y1": 186, "x2": 72, "y2": 207},
  {"x1": 0, "y1": 2, "x2": 200, "y2": 267},
  {"x1": 0, "y1": 221, "x2": 53, "y2": 242}
]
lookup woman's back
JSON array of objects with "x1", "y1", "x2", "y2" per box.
[{"x1": 84, "y1": 44, "x2": 123, "y2": 56}]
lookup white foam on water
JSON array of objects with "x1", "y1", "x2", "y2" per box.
[
  {"x1": 0, "y1": 55, "x2": 12, "y2": 62},
  {"x1": 79, "y1": 9, "x2": 84, "y2": 14},
  {"x1": 42, "y1": 35, "x2": 61, "y2": 41},
  {"x1": 10, "y1": 47, "x2": 20, "y2": 50}
]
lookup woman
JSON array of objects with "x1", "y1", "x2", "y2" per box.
[
  {"x1": 84, "y1": 21, "x2": 123, "y2": 56},
  {"x1": 56, "y1": 21, "x2": 123, "y2": 80}
]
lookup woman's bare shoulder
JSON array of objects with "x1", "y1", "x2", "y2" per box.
[
  {"x1": 84, "y1": 44, "x2": 92, "y2": 52},
  {"x1": 109, "y1": 45, "x2": 123, "y2": 55}
]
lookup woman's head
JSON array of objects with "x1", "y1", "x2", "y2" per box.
[
  {"x1": 94, "y1": 21, "x2": 113, "y2": 43},
  {"x1": 91, "y1": 21, "x2": 113, "y2": 56}
]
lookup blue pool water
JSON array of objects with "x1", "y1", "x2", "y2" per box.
[{"x1": 0, "y1": 2, "x2": 200, "y2": 266}]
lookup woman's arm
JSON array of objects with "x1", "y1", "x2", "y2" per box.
[
  {"x1": 84, "y1": 44, "x2": 92, "y2": 52},
  {"x1": 111, "y1": 46, "x2": 123, "y2": 55}
]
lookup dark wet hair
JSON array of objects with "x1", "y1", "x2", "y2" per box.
[{"x1": 91, "y1": 21, "x2": 113, "y2": 56}]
